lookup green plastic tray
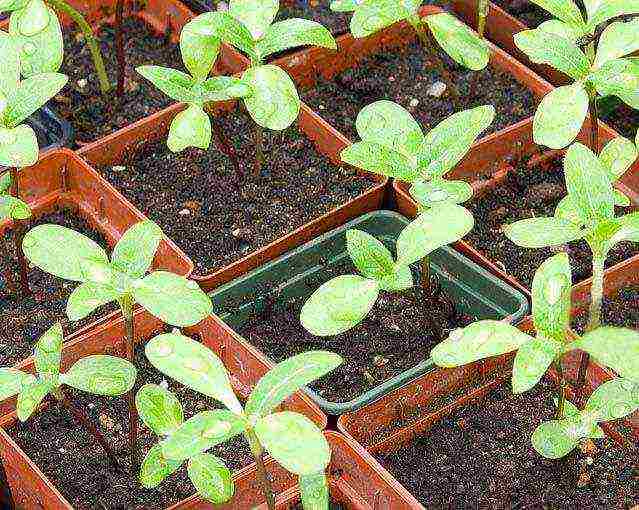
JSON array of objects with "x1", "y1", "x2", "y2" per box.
[{"x1": 210, "y1": 211, "x2": 529, "y2": 415}]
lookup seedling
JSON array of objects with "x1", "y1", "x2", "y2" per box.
[
  {"x1": 174, "y1": 0, "x2": 337, "y2": 173},
  {"x1": 300, "y1": 203, "x2": 473, "y2": 336},
  {"x1": 0, "y1": 322, "x2": 137, "y2": 468},
  {"x1": 142, "y1": 330, "x2": 343, "y2": 509},
  {"x1": 0, "y1": 31, "x2": 67, "y2": 296},
  {"x1": 20, "y1": 220, "x2": 213, "y2": 469},
  {"x1": 331, "y1": 0, "x2": 490, "y2": 104},
  {"x1": 513, "y1": 1, "x2": 639, "y2": 150},
  {"x1": 431, "y1": 252, "x2": 639, "y2": 459},
  {"x1": 503, "y1": 140, "x2": 639, "y2": 388}
]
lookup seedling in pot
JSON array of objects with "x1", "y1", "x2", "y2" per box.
[
  {"x1": 0, "y1": 31, "x2": 67, "y2": 296},
  {"x1": 170, "y1": 0, "x2": 337, "y2": 174},
  {"x1": 513, "y1": 1, "x2": 639, "y2": 150},
  {"x1": 331, "y1": 0, "x2": 490, "y2": 104},
  {"x1": 20, "y1": 220, "x2": 213, "y2": 470},
  {"x1": 431, "y1": 252, "x2": 639, "y2": 460},
  {"x1": 503, "y1": 140, "x2": 639, "y2": 388},
  {"x1": 143, "y1": 330, "x2": 343, "y2": 509},
  {"x1": 0, "y1": 322, "x2": 137, "y2": 469}
]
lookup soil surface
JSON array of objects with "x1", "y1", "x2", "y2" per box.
[
  {"x1": 572, "y1": 285, "x2": 639, "y2": 334},
  {"x1": 300, "y1": 39, "x2": 535, "y2": 142},
  {"x1": 278, "y1": 0, "x2": 350, "y2": 36},
  {"x1": 53, "y1": 17, "x2": 181, "y2": 143},
  {"x1": 236, "y1": 263, "x2": 474, "y2": 404},
  {"x1": 492, "y1": 0, "x2": 550, "y2": 27},
  {"x1": 8, "y1": 339, "x2": 254, "y2": 510},
  {"x1": 466, "y1": 157, "x2": 639, "y2": 289},
  {"x1": 375, "y1": 379, "x2": 639, "y2": 509},
  {"x1": 0, "y1": 209, "x2": 115, "y2": 367},
  {"x1": 99, "y1": 107, "x2": 375, "y2": 276}
]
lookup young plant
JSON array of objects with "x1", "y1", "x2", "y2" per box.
[
  {"x1": 300, "y1": 203, "x2": 473, "y2": 336},
  {"x1": 503, "y1": 140, "x2": 639, "y2": 388},
  {"x1": 513, "y1": 2, "x2": 639, "y2": 150},
  {"x1": 430, "y1": 253, "x2": 639, "y2": 459},
  {"x1": 331, "y1": 0, "x2": 490, "y2": 103},
  {"x1": 174, "y1": 1, "x2": 337, "y2": 173},
  {"x1": 0, "y1": 31, "x2": 67, "y2": 296},
  {"x1": 0, "y1": 322, "x2": 137, "y2": 467},
  {"x1": 142, "y1": 330, "x2": 343, "y2": 509},
  {"x1": 20, "y1": 220, "x2": 213, "y2": 469}
]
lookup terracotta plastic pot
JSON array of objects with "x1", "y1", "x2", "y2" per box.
[
  {"x1": 0, "y1": 308, "x2": 327, "y2": 508},
  {"x1": 207, "y1": 210, "x2": 528, "y2": 416},
  {"x1": 393, "y1": 118, "x2": 637, "y2": 299},
  {"x1": 77, "y1": 100, "x2": 388, "y2": 290}
]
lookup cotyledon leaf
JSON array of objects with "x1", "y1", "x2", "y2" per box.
[
  {"x1": 34, "y1": 322, "x2": 63, "y2": 377},
  {"x1": 139, "y1": 443, "x2": 182, "y2": 489},
  {"x1": 530, "y1": 0, "x2": 585, "y2": 27},
  {"x1": 17, "y1": 378, "x2": 53, "y2": 421},
  {"x1": 531, "y1": 419, "x2": 579, "y2": 459},
  {"x1": 61, "y1": 355, "x2": 137, "y2": 396},
  {"x1": 571, "y1": 327, "x2": 639, "y2": 380},
  {"x1": 136, "y1": 384, "x2": 184, "y2": 437},
  {"x1": 340, "y1": 141, "x2": 419, "y2": 181},
  {"x1": 531, "y1": 253, "x2": 571, "y2": 343},
  {"x1": 502, "y1": 217, "x2": 585, "y2": 248},
  {"x1": 66, "y1": 282, "x2": 121, "y2": 322},
  {"x1": 345, "y1": 228, "x2": 395, "y2": 281},
  {"x1": 111, "y1": 220, "x2": 163, "y2": 279},
  {"x1": 599, "y1": 136, "x2": 637, "y2": 182},
  {"x1": 0, "y1": 368, "x2": 35, "y2": 401},
  {"x1": 512, "y1": 335, "x2": 563, "y2": 394},
  {"x1": 584, "y1": 377, "x2": 639, "y2": 422},
  {"x1": 256, "y1": 18, "x2": 336, "y2": 59},
  {"x1": 187, "y1": 453, "x2": 234, "y2": 504},
  {"x1": 167, "y1": 104, "x2": 212, "y2": 153},
  {"x1": 533, "y1": 84, "x2": 589, "y2": 149},
  {"x1": 229, "y1": 0, "x2": 278, "y2": 40},
  {"x1": 0, "y1": 125, "x2": 39, "y2": 168}
]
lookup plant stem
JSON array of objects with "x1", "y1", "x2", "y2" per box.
[
  {"x1": 119, "y1": 295, "x2": 138, "y2": 471},
  {"x1": 253, "y1": 124, "x2": 264, "y2": 178},
  {"x1": 245, "y1": 428, "x2": 276, "y2": 510},
  {"x1": 0, "y1": 459, "x2": 15, "y2": 510},
  {"x1": 47, "y1": 0, "x2": 111, "y2": 95},
  {"x1": 477, "y1": 0, "x2": 489, "y2": 38},
  {"x1": 10, "y1": 168, "x2": 30, "y2": 297},
  {"x1": 210, "y1": 114, "x2": 241, "y2": 178},
  {"x1": 554, "y1": 358, "x2": 566, "y2": 420},
  {"x1": 588, "y1": 90, "x2": 599, "y2": 154},
  {"x1": 115, "y1": 0, "x2": 126, "y2": 98},
  {"x1": 421, "y1": 256, "x2": 430, "y2": 292}
]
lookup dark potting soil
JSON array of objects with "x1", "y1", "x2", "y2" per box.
[
  {"x1": 53, "y1": 17, "x2": 181, "y2": 143},
  {"x1": 466, "y1": 157, "x2": 639, "y2": 289},
  {"x1": 572, "y1": 285, "x2": 639, "y2": 334},
  {"x1": 375, "y1": 379, "x2": 639, "y2": 509},
  {"x1": 602, "y1": 101, "x2": 639, "y2": 141},
  {"x1": 99, "y1": 107, "x2": 375, "y2": 276},
  {"x1": 300, "y1": 39, "x2": 535, "y2": 142},
  {"x1": 8, "y1": 339, "x2": 254, "y2": 510},
  {"x1": 278, "y1": 0, "x2": 350, "y2": 36},
  {"x1": 0, "y1": 209, "x2": 115, "y2": 367},
  {"x1": 236, "y1": 265, "x2": 474, "y2": 404},
  {"x1": 492, "y1": 0, "x2": 550, "y2": 28}
]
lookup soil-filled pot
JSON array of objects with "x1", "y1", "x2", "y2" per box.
[
  {"x1": 207, "y1": 210, "x2": 528, "y2": 416},
  {"x1": 393, "y1": 118, "x2": 639, "y2": 299},
  {"x1": 78, "y1": 100, "x2": 386, "y2": 289},
  {"x1": 337, "y1": 320, "x2": 637, "y2": 509},
  {"x1": 27, "y1": 107, "x2": 74, "y2": 153},
  {"x1": 0, "y1": 308, "x2": 327, "y2": 509},
  {"x1": 0, "y1": 149, "x2": 192, "y2": 367}
]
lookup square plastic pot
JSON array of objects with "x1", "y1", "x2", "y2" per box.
[
  {"x1": 27, "y1": 107, "x2": 74, "y2": 153},
  {"x1": 0, "y1": 308, "x2": 327, "y2": 509},
  {"x1": 207, "y1": 210, "x2": 528, "y2": 416},
  {"x1": 77, "y1": 100, "x2": 388, "y2": 290}
]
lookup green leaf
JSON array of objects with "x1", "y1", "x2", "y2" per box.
[
  {"x1": 145, "y1": 332, "x2": 243, "y2": 414},
  {"x1": 61, "y1": 355, "x2": 137, "y2": 396},
  {"x1": 346, "y1": 229, "x2": 395, "y2": 281},
  {"x1": 0, "y1": 125, "x2": 38, "y2": 168},
  {"x1": 300, "y1": 472, "x2": 330, "y2": 510},
  {"x1": 4, "y1": 72, "x2": 67, "y2": 127},
  {"x1": 564, "y1": 142, "x2": 616, "y2": 223},
  {"x1": 587, "y1": 1, "x2": 639, "y2": 29},
  {"x1": 246, "y1": 351, "x2": 343, "y2": 420},
  {"x1": 533, "y1": 84, "x2": 589, "y2": 149},
  {"x1": 0, "y1": 31, "x2": 19, "y2": 96},
  {"x1": 410, "y1": 179, "x2": 473, "y2": 208},
  {"x1": 558, "y1": 398, "x2": 605, "y2": 438},
  {"x1": 254, "y1": 412, "x2": 330, "y2": 475},
  {"x1": 378, "y1": 265, "x2": 413, "y2": 292},
  {"x1": 425, "y1": 13, "x2": 490, "y2": 71},
  {"x1": 17, "y1": 378, "x2": 52, "y2": 421},
  {"x1": 554, "y1": 196, "x2": 581, "y2": 225},
  {"x1": 139, "y1": 443, "x2": 182, "y2": 489},
  {"x1": 589, "y1": 58, "x2": 639, "y2": 109},
  {"x1": 594, "y1": 19, "x2": 639, "y2": 68},
  {"x1": 34, "y1": 322, "x2": 63, "y2": 377},
  {"x1": 136, "y1": 65, "x2": 199, "y2": 103},
  {"x1": 229, "y1": 0, "x2": 278, "y2": 39},
  {"x1": 14, "y1": 0, "x2": 49, "y2": 36},
  {"x1": 188, "y1": 453, "x2": 234, "y2": 504},
  {"x1": 242, "y1": 64, "x2": 300, "y2": 130},
  {"x1": 201, "y1": 76, "x2": 252, "y2": 103},
  {"x1": 22, "y1": 224, "x2": 108, "y2": 282},
  {"x1": 396, "y1": 204, "x2": 474, "y2": 266},
  {"x1": 614, "y1": 189, "x2": 631, "y2": 207},
  {"x1": 530, "y1": 0, "x2": 585, "y2": 26},
  {"x1": 419, "y1": 105, "x2": 495, "y2": 179},
  {"x1": 355, "y1": 100, "x2": 424, "y2": 157},
  {"x1": 112, "y1": 220, "x2": 163, "y2": 279},
  {"x1": 180, "y1": 16, "x2": 222, "y2": 81},
  {"x1": 512, "y1": 336, "x2": 562, "y2": 394},
  {"x1": 532, "y1": 253, "x2": 572, "y2": 343},
  {"x1": 136, "y1": 384, "x2": 184, "y2": 436},
  {"x1": 502, "y1": 217, "x2": 584, "y2": 248},
  {"x1": 606, "y1": 212, "x2": 639, "y2": 248},
  {"x1": 257, "y1": 18, "x2": 336, "y2": 59},
  {"x1": 0, "y1": 172, "x2": 11, "y2": 193},
  {"x1": 167, "y1": 104, "x2": 211, "y2": 153},
  {"x1": 75, "y1": 258, "x2": 131, "y2": 295},
  {"x1": 584, "y1": 378, "x2": 639, "y2": 422},
  {"x1": 0, "y1": 368, "x2": 35, "y2": 401},
  {"x1": 330, "y1": 0, "x2": 359, "y2": 12},
  {"x1": 431, "y1": 320, "x2": 533, "y2": 367},
  {"x1": 66, "y1": 282, "x2": 119, "y2": 321},
  {"x1": 133, "y1": 272, "x2": 212, "y2": 327},
  {"x1": 349, "y1": 0, "x2": 416, "y2": 38},
  {"x1": 161, "y1": 410, "x2": 245, "y2": 461},
  {"x1": 514, "y1": 28, "x2": 590, "y2": 80},
  {"x1": 340, "y1": 141, "x2": 418, "y2": 181},
  {"x1": 300, "y1": 275, "x2": 379, "y2": 336},
  {"x1": 572, "y1": 327, "x2": 639, "y2": 379},
  {"x1": 536, "y1": 19, "x2": 586, "y2": 41},
  {"x1": 531, "y1": 419, "x2": 579, "y2": 459},
  {"x1": 599, "y1": 136, "x2": 638, "y2": 182},
  {"x1": 0, "y1": 193, "x2": 32, "y2": 221}
]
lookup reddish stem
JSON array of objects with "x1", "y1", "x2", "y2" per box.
[
  {"x1": 122, "y1": 301, "x2": 139, "y2": 471},
  {"x1": 115, "y1": 0, "x2": 126, "y2": 98},
  {"x1": 211, "y1": 115, "x2": 241, "y2": 179},
  {"x1": 10, "y1": 168, "x2": 30, "y2": 297}
]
